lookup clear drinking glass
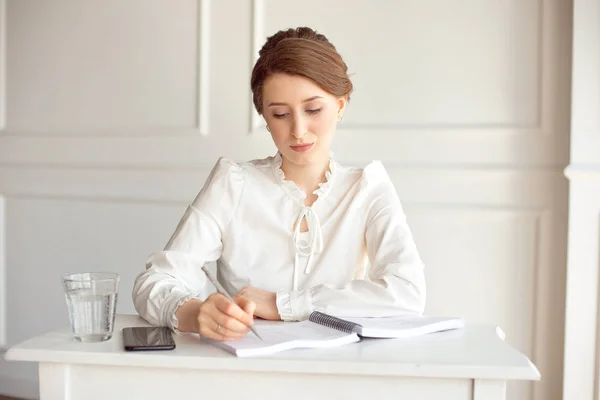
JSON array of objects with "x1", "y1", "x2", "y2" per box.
[{"x1": 62, "y1": 272, "x2": 119, "y2": 342}]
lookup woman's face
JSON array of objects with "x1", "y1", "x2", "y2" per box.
[{"x1": 262, "y1": 73, "x2": 346, "y2": 167}]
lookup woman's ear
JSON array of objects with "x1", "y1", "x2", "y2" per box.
[
  {"x1": 337, "y1": 96, "x2": 348, "y2": 119},
  {"x1": 263, "y1": 117, "x2": 271, "y2": 133}
]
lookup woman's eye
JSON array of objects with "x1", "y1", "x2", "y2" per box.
[
  {"x1": 306, "y1": 108, "x2": 322, "y2": 114},
  {"x1": 273, "y1": 113, "x2": 288, "y2": 119}
]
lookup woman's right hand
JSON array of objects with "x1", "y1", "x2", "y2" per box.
[{"x1": 197, "y1": 293, "x2": 256, "y2": 341}]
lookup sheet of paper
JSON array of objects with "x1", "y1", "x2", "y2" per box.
[{"x1": 225, "y1": 320, "x2": 353, "y2": 351}]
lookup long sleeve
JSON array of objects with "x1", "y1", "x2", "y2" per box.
[
  {"x1": 276, "y1": 162, "x2": 426, "y2": 321},
  {"x1": 132, "y1": 158, "x2": 245, "y2": 329}
]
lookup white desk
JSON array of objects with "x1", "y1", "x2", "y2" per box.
[{"x1": 4, "y1": 314, "x2": 539, "y2": 400}]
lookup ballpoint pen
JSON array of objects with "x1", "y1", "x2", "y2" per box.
[{"x1": 201, "y1": 266, "x2": 264, "y2": 341}]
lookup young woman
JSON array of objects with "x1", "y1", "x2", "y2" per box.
[{"x1": 133, "y1": 27, "x2": 426, "y2": 342}]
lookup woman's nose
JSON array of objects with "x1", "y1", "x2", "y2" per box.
[{"x1": 291, "y1": 115, "x2": 307, "y2": 138}]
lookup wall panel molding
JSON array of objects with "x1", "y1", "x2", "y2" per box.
[
  {"x1": 196, "y1": 0, "x2": 211, "y2": 136},
  {"x1": 248, "y1": 0, "x2": 557, "y2": 136},
  {"x1": 410, "y1": 203, "x2": 559, "y2": 400},
  {"x1": 0, "y1": 194, "x2": 6, "y2": 349},
  {"x1": 0, "y1": 0, "x2": 211, "y2": 138},
  {"x1": 248, "y1": 0, "x2": 265, "y2": 134},
  {"x1": 529, "y1": 207, "x2": 564, "y2": 400},
  {"x1": 0, "y1": 165, "x2": 565, "y2": 207},
  {"x1": 0, "y1": 130, "x2": 570, "y2": 168},
  {"x1": 0, "y1": 0, "x2": 6, "y2": 132}
]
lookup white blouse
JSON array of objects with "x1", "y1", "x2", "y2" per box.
[{"x1": 132, "y1": 152, "x2": 426, "y2": 329}]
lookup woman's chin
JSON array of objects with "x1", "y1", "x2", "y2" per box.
[
  {"x1": 281, "y1": 146, "x2": 329, "y2": 166},
  {"x1": 284, "y1": 151, "x2": 315, "y2": 165}
]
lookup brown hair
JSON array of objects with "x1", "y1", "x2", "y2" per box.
[{"x1": 251, "y1": 27, "x2": 353, "y2": 115}]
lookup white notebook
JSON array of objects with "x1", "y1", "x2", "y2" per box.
[
  {"x1": 203, "y1": 312, "x2": 464, "y2": 357},
  {"x1": 313, "y1": 313, "x2": 465, "y2": 339}
]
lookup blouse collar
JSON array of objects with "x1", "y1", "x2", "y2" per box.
[
  {"x1": 271, "y1": 151, "x2": 337, "y2": 203},
  {"x1": 271, "y1": 150, "x2": 336, "y2": 288}
]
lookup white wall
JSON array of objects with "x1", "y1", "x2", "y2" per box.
[
  {"x1": 562, "y1": 0, "x2": 600, "y2": 399},
  {"x1": 0, "y1": 1, "x2": 571, "y2": 399}
]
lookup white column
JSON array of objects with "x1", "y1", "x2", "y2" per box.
[
  {"x1": 0, "y1": 195, "x2": 5, "y2": 348},
  {"x1": 563, "y1": 0, "x2": 600, "y2": 399}
]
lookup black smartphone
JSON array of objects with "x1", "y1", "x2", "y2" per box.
[{"x1": 122, "y1": 326, "x2": 176, "y2": 351}]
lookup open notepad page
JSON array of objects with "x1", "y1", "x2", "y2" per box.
[
  {"x1": 341, "y1": 315, "x2": 465, "y2": 338},
  {"x1": 203, "y1": 320, "x2": 359, "y2": 357}
]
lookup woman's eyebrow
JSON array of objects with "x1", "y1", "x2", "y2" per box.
[{"x1": 267, "y1": 96, "x2": 323, "y2": 107}]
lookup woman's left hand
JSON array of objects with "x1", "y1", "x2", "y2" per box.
[{"x1": 236, "y1": 286, "x2": 281, "y2": 320}]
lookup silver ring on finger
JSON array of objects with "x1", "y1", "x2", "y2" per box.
[{"x1": 216, "y1": 323, "x2": 222, "y2": 333}]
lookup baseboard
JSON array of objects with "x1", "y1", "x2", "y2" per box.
[{"x1": 0, "y1": 374, "x2": 38, "y2": 399}]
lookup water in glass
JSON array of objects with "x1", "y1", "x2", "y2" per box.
[{"x1": 63, "y1": 272, "x2": 119, "y2": 342}]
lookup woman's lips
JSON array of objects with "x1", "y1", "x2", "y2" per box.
[{"x1": 290, "y1": 143, "x2": 314, "y2": 152}]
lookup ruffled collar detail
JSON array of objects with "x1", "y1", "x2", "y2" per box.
[{"x1": 271, "y1": 151, "x2": 336, "y2": 203}]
